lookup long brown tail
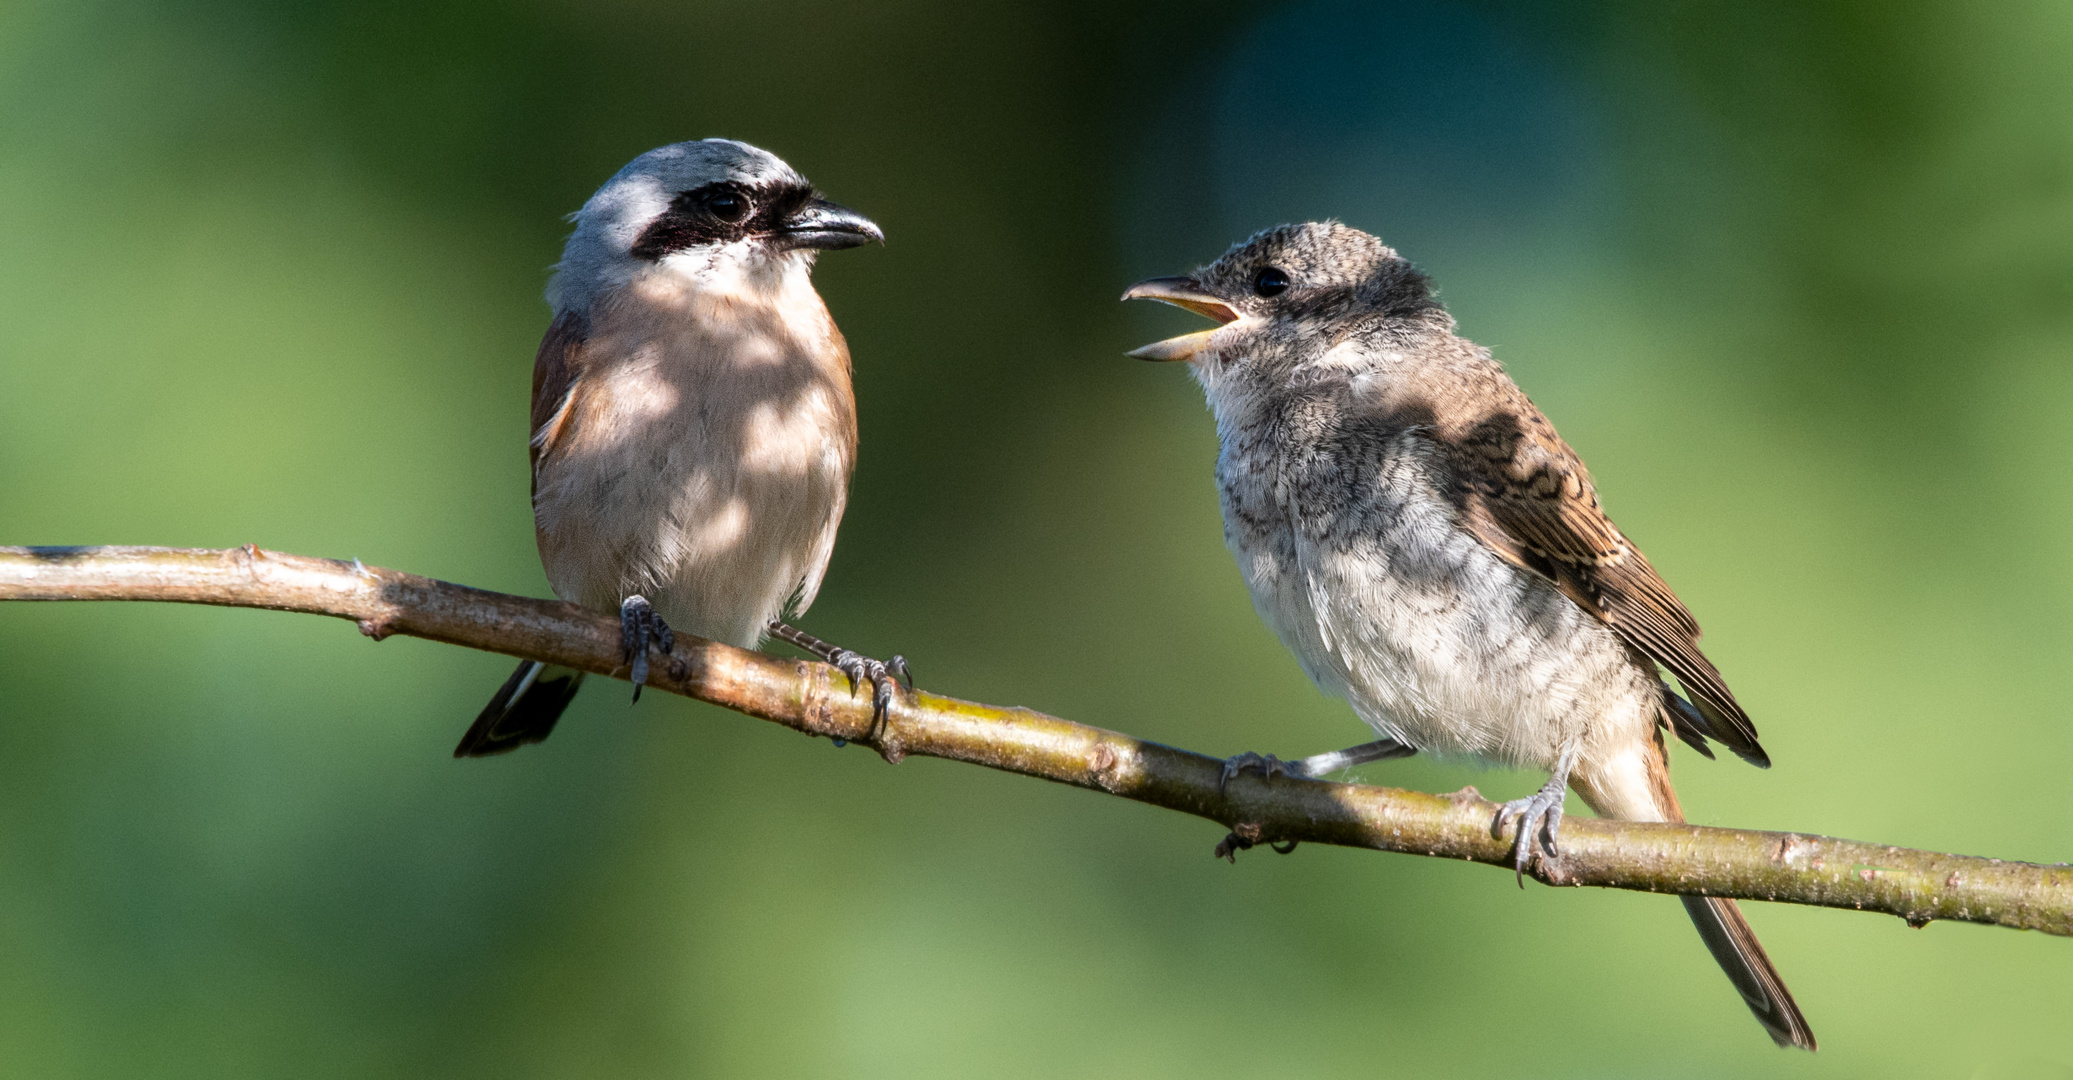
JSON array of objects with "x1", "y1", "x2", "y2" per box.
[
  {"x1": 1578, "y1": 726, "x2": 1816, "y2": 1050},
  {"x1": 1679, "y1": 894, "x2": 1815, "y2": 1049}
]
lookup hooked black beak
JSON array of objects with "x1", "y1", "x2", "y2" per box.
[
  {"x1": 1120, "y1": 277, "x2": 1242, "y2": 361},
  {"x1": 775, "y1": 197, "x2": 884, "y2": 251}
]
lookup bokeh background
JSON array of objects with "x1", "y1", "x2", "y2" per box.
[{"x1": 2, "y1": 0, "x2": 2070, "y2": 1076}]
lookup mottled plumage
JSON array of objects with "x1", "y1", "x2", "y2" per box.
[{"x1": 1125, "y1": 222, "x2": 1813, "y2": 1050}]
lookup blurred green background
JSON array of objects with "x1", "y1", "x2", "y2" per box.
[{"x1": 2, "y1": 0, "x2": 2070, "y2": 1075}]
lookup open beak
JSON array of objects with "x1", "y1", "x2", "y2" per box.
[
  {"x1": 1120, "y1": 277, "x2": 1240, "y2": 361},
  {"x1": 775, "y1": 197, "x2": 884, "y2": 251}
]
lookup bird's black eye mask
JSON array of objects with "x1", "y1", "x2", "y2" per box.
[{"x1": 631, "y1": 179, "x2": 817, "y2": 260}]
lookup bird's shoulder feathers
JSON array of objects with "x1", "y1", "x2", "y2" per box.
[
  {"x1": 1342, "y1": 336, "x2": 1769, "y2": 765},
  {"x1": 529, "y1": 307, "x2": 590, "y2": 486}
]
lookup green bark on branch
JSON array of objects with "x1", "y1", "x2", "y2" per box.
[{"x1": 3, "y1": 545, "x2": 2067, "y2": 936}]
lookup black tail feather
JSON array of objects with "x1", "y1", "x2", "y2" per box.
[
  {"x1": 453, "y1": 660, "x2": 585, "y2": 758},
  {"x1": 1681, "y1": 895, "x2": 1817, "y2": 1051}
]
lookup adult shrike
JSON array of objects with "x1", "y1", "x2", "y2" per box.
[
  {"x1": 456, "y1": 139, "x2": 907, "y2": 757},
  {"x1": 1124, "y1": 222, "x2": 1814, "y2": 1050}
]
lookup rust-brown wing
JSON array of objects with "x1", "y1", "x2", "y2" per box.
[
  {"x1": 528, "y1": 309, "x2": 589, "y2": 492},
  {"x1": 1452, "y1": 406, "x2": 1770, "y2": 766}
]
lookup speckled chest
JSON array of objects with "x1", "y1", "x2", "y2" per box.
[
  {"x1": 1207, "y1": 380, "x2": 1644, "y2": 764},
  {"x1": 1212, "y1": 387, "x2": 1413, "y2": 594}
]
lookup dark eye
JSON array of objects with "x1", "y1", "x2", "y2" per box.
[
  {"x1": 1253, "y1": 266, "x2": 1291, "y2": 297},
  {"x1": 706, "y1": 191, "x2": 751, "y2": 223}
]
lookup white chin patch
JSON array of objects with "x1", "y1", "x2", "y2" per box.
[{"x1": 665, "y1": 239, "x2": 794, "y2": 293}]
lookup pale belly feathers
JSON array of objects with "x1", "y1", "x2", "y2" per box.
[
  {"x1": 1220, "y1": 428, "x2": 1657, "y2": 773},
  {"x1": 531, "y1": 270, "x2": 855, "y2": 649}
]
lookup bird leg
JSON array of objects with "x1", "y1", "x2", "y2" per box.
[
  {"x1": 1220, "y1": 738, "x2": 1415, "y2": 792},
  {"x1": 767, "y1": 621, "x2": 911, "y2": 726},
  {"x1": 1492, "y1": 747, "x2": 1577, "y2": 886},
  {"x1": 620, "y1": 595, "x2": 674, "y2": 703}
]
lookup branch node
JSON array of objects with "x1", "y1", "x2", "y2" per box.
[
  {"x1": 799, "y1": 660, "x2": 837, "y2": 737},
  {"x1": 1089, "y1": 742, "x2": 1120, "y2": 790},
  {"x1": 876, "y1": 732, "x2": 907, "y2": 765},
  {"x1": 356, "y1": 617, "x2": 392, "y2": 641}
]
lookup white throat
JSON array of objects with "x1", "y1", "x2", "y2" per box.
[{"x1": 552, "y1": 242, "x2": 814, "y2": 317}]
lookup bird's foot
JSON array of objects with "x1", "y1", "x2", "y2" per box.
[
  {"x1": 830, "y1": 648, "x2": 908, "y2": 725},
  {"x1": 1492, "y1": 752, "x2": 1576, "y2": 886},
  {"x1": 1220, "y1": 752, "x2": 1307, "y2": 793},
  {"x1": 620, "y1": 595, "x2": 674, "y2": 703},
  {"x1": 768, "y1": 621, "x2": 912, "y2": 725}
]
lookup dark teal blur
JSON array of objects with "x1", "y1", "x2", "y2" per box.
[{"x1": 3, "y1": 1, "x2": 2070, "y2": 1076}]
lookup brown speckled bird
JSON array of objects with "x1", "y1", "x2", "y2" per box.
[{"x1": 1124, "y1": 221, "x2": 1814, "y2": 1050}]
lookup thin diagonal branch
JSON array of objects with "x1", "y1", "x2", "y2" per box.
[{"x1": 3, "y1": 545, "x2": 2068, "y2": 936}]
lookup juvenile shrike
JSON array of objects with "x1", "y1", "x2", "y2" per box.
[
  {"x1": 1124, "y1": 222, "x2": 1814, "y2": 1049},
  {"x1": 456, "y1": 139, "x2": 906, "y2": 757}
]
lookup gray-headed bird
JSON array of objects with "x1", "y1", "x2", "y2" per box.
[
  {"x1": 456, "y1": 139, "x2": 907, "y2": 757},
  {"x1": 1124, "y1": 222, "x2": 1814, "y2": 1050}
]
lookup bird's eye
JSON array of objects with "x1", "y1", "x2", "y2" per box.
[
  {"x1": 1253, "y1": 267, "x2": 1291, "y2": 297},
  {"x1": 706, "y1": 192, "x2": 751, "y2": 223}
]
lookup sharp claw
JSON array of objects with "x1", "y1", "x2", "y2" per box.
[
  {"x1": 1219, "y1": 754, "x2": 1253, "y2": 795},
  {"x1": 889, "y1": 655, "x2": 912, "y2": 688},
  {"x1": 1493, "y1": 781, "x2": 1567, "y2": 887},
  {"x1": 830, "y1": 651, "x2": 861, "y2": 692},
  {"x1": 870, "y1": 665, "x2": 892, "y2": 721},
  {"x1": 1495, "y1": 806, "x2": 1524, "y2": 886}
]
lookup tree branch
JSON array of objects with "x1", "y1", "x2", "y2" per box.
[{"x1": 3, "y1": 545, "x2": 2067, "y2": 936}]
